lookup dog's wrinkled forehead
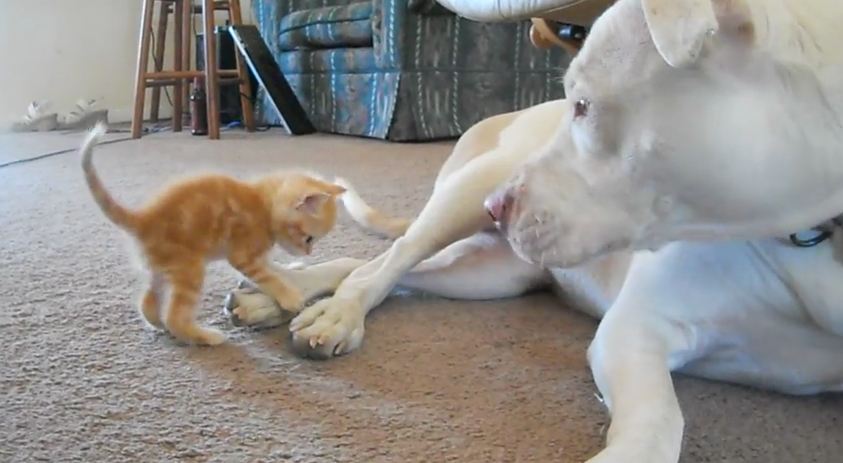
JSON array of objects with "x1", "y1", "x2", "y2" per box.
[{"x1": 564, "y1": 0, "x2": 663, "y2": 96}]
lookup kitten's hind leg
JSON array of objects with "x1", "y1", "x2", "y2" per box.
[
  {"x1": 140, "y1": 271, "x2": 166, "y2": 329},
  {"x1": 163, "y1": 262, "x2": 225, "y2": 346}
]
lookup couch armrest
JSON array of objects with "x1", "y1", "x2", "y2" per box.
[{"x1": 251, "y1": 0, "x2": 368, "y2": 53}]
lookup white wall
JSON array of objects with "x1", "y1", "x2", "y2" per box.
[{"x1": 0, "y1": 0, "x2": 253, "y2": 126}]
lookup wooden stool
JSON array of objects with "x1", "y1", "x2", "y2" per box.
[
  {"x1": 528, "y1": 18, "x2": 586, "y2": 55},
  {"x1": 131, "y1": 0, "x2": 256, "y2": 139}
]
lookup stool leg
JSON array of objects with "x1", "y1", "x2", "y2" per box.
[
  {"x1": 202, "y1": 0, "x2": 221, "y2": 139},
  {"x1": 150, "y1": 1, "x2": 169, "y2": 123},
  {"x1": 132, "y1": 0, "x2": 157, "y2": 139},
  {"x1": 172, "y1": 0, "x2": 184, "y2": 131},
  {"x1": 181, "y1": 0, "x2": 192, "y2": 120},
  {"x1": 228, "y1": 0, "x2": 256, "y2": 132}
]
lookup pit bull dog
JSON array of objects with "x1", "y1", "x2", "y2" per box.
[{"x1": 225, "y1": 0, "x2": 843, "y2": 461}]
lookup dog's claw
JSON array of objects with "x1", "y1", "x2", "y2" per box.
[
  {"x1": 236, "y1": 280, "x2": 260, "y2": 294},
  {"x1": 223, "y1": 291, "x2": 249, "y2": 326},
  {"x1": 223, "y1": 292, "x2": 237, "y2": 313}
]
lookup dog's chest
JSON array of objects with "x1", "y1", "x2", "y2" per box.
[
  {"x1": 548, "y1": 267, "x2": 615, "y2": 319},
  {"x1": 768, "y1": 242, "x2": 843, "y2": 337}
]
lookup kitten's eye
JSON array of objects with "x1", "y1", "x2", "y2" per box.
[{"x1": 305, "y1": 236, "x2": 313, "y2": 245}]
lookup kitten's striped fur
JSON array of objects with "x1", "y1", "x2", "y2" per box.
[{"x1": 81, "y1": 124, "x2": 404, "y2": 345}]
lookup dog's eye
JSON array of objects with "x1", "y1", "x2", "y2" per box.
[
  {"x1": 305, "y1": 235, "x2": 313, "y2": 245},
  {"x1": 574, "y1": 98, "x2": 590, "y2": 118}
]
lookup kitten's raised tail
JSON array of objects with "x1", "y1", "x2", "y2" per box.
[
  {"x1": 335, "y1": 177, "x2": 411, "y2": 239},
  {"x1": 80, "y1": 123, "x2": 138, "y2": 230}
]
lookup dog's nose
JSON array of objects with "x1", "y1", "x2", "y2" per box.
[{"x1": 485, "y1": 190, "x2": 514, "y2": 225}]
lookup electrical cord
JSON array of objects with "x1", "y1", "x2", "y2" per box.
[
  {"x1": 0, "y1": 126, "x2": 171, "y2": 170},
  {"x1": 2, "y1": 9, "x2": 272, "y2": 170},
  {"x1": 0, "y1": 136, "x2": 132, "y2": 169}
]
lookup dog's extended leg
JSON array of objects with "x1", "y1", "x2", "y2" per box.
[
  {"x1": 224, "y1": 258, "x2": 366, "y2": 329},
  {"x1": 224, "y1": 232, "x2": 546, "y2": 329},
  {"x1": 289, "y1": 150, "x2": 526, "y2": 359}
]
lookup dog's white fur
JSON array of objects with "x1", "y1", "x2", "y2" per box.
[
  {"x1": 497, "y1": 0, "x2": 843, "y2": 269},
  {"x1": 226, "y1": 0, "x2": 843, "y2": 461}
]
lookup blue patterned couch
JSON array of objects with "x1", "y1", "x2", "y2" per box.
[{"x1": 252, "y1": 0, "x2": 569, "y2": 141}]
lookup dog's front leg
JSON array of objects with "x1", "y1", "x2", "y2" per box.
[
  {"x1": 585, "y1": 308, "x2": 694, "y2": 463},
  {"x1": 289, "y1": 149, "x2": 526, "y2": 359},
  {"x1": 223, "y1": 258, "x2": 366, "y2": 328}
]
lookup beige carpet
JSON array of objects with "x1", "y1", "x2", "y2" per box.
[{"x1": 1, "y1": 128, "x2": 841, "y2": 462}]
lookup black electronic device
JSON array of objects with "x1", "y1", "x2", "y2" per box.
[
  {"x1": 196, "y1": 25, "x2": 257, "y2": 125},
  {"x1": 228, "y1": 25, "x2": 315, "y2": 135}
]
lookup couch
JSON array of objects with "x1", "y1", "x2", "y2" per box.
[{"x1": 250, "y1": 0, "x2": 572, "y2": 141}]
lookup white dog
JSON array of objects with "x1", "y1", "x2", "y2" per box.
[{"x1": 226, "y1": 0, "x2": 843, "y2": 461}]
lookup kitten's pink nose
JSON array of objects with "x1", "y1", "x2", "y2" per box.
[{"x1": 485, "y1": 189, "x2": 514, "y2": 226}]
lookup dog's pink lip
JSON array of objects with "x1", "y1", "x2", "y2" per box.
[
  {"x1": 484, "y1": 190, "x2": 514, "y2": 228},
  {"x1": 486, "y1": 208, "x2": 497, "y2": 222}
]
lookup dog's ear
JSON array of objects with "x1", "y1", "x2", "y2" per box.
[
  {"x1": 713, "y1": 0, "x2": 755, "y2": 46},
  {"x1": 641, "y1": 0, "x2": 719, "y2": 67}
]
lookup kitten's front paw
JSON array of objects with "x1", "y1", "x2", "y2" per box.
[
  {"x1": 276, "y1": 292, "x2": 305, "y2": 314},
  {"x1": 141, "y1": 313, "x2": 166, "y2": 331},
  {"x1": 197, "y1": 328, "x2": 227, "y2": 346},
  {"x1": 168, "y1": 325, "x2": 227, "y2": 346}
]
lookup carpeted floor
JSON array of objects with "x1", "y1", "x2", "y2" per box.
[{"x1": 1, "y1": 128, "x2": 841, "y2": 462}]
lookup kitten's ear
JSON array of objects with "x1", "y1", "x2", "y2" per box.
[
  {"x1": 296, "y1": 192, "x2": 331, "y2": 215},
  {"x1": 319, "y1": 181, "x2": 346, "y2": 196}
]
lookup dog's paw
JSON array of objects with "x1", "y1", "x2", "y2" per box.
[
  {"x1": 223, "y1": 288, "x2": 295, "y2": 328},
  {"x1": 289, "y1": 296, "x2": 366, "y2": 360},
  {"x1": 236, "y1": 278, "x2": 256, "y2": 290},
  {"x1": 585, "y1": 444, "x2": 672, "y2": 463}
]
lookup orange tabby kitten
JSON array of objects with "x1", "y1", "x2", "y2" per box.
[{"x1": 80, "y1": 124, "x2": 345, "y2": 346}]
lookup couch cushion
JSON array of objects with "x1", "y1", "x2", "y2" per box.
[
  {"x1": 278, "y1": 2, "x2": 374, "y2": 51},
  {"x1": 276, "y1": 48, "x2": 378, "y2": 74}
]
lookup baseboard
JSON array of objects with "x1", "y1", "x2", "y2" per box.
[
  {"x1": 108, "y1": 107, "x2": 134, "y2": 124},
  {"x1": 109, "y1": 105, "x2": 173, "y2": 124},
  {"x1": 0, "y1": 106, "x2": 172, "y2": 133}
]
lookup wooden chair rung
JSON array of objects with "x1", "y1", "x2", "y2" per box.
[
  {"x1": 131, "y1": 0, "x2": 255, "y2": 139},
  {"x1": 146, "y1": 79, "x2": 179, "y2": 87}
]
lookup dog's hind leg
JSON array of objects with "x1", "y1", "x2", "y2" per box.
[
  {"x1": 289, "y1": 148, "x2": 527, "y2": 359},
  {"x1": 679, "y1": 315, "x2": 843, "y2": 395},
  {"x1": 396, "y1": 231, "x2": 548, "y2": 299}
]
